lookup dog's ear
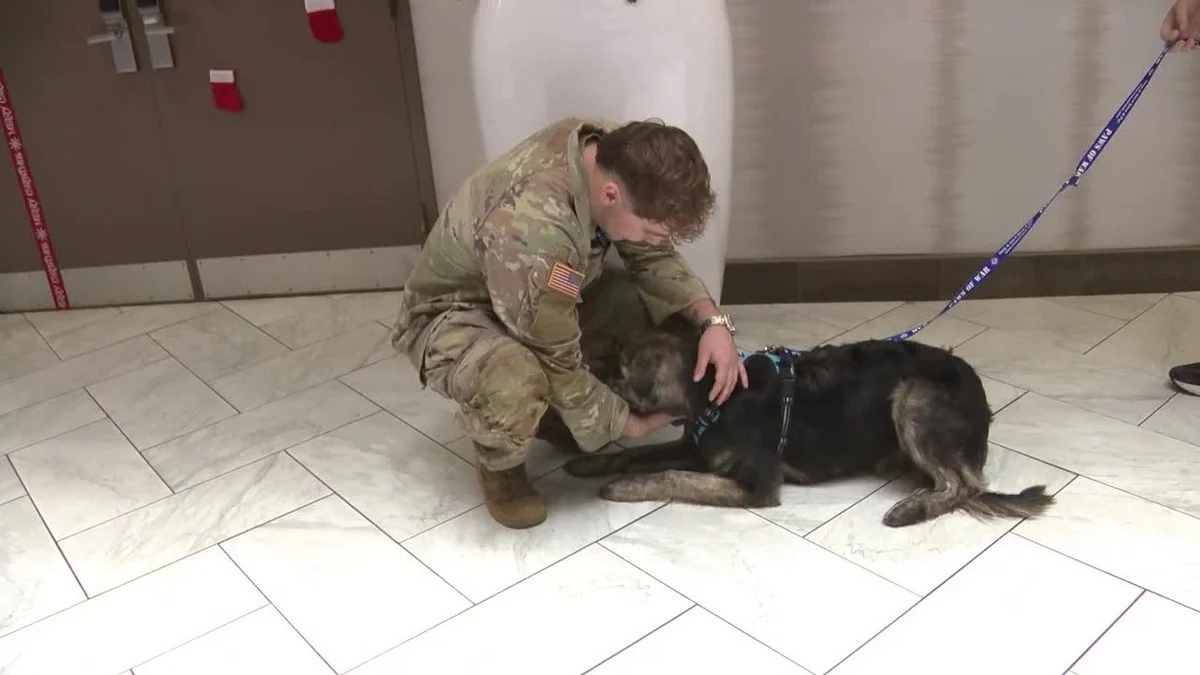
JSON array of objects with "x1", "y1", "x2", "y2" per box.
[{"x1": 742, "y1": 353, "x2": 778, "y2": 390}]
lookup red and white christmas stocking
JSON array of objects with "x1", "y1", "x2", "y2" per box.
[
  {"x1": 209, "y1": 69, "x2": 243, "y2": 113},
  {"x1": 305, "y1": 0, "x2": 344, "y2": 43}
]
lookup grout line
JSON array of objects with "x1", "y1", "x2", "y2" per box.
[
  {"x1": 80, "y1": 388, "x2": 177, "y2": 496},
  {"x1": 343, "y1": 541, "x2": 629, "y2": 672},
  {"x1": 1137, "y1": 391, "x2": 1176, "y2": 427},
  {"x1": 214, "y1": 545, "x2": 340, "y2": 674},
  {"x1": 989, "y1": 441, "x2": 1200, "y2": 523},
  {"x1": 597, "y1": 541, "x2": 811, "y2": 672},
  {"x1": 1081, "y1": 293, "x2": 1167, "y2": 357},
  {"x1": 281, "y1": 451, "x2": 475, "y2": 608},
  {"x1": 742, "y1": 500, "x2": 921, "y2": 598},
  {"x1": 581, "y1": 603, "x2": 697, "y2": 674},
  {"x1": 125, "y1": 595, "x2": 272, "y2": 673},
  {"x1": 1061, "y1": 588, "x2": 1145, "y2": 675},
  {"x1": 820, "y1": 526, "x2": 1026, "y2": 674},
  {"x1": 142, "y1": 335, "x2": 244, "y2": 418},
  {"x1": 3, "y1": 455, "x2": 92, "y2": 605}
]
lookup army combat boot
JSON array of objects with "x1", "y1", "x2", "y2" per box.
[{"x1": 475, "y1": 450, "x2": 546, "y2": 529}]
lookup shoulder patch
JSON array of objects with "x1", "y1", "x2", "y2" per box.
[{"x1": 546, "y1": 261, "x2": 584, "y2": 299}]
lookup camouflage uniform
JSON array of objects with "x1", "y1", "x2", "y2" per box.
[{"x1": 391, "y1": 117, "x2": 712, "y2": 470}]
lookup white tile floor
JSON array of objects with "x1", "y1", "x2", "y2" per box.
[{"x1": 1, "y1": 290, "x2": 1199, "y2": 675}]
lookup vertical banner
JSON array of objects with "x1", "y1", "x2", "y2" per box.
[{"x1": 0, "y1": 68, "x2": 70, "y2": 309}]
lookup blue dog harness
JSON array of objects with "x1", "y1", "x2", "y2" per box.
[{"x1": 689, "y1": 345, "x2": 803, "y2": 457}]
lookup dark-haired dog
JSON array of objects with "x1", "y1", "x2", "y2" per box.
[{"x1": 567, "y1": 332, "x2": 1054, "y2": 527}]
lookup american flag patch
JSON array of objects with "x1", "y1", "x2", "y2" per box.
[{"x1": 546, "y1": 261, "x2": 583, "y2": 299}]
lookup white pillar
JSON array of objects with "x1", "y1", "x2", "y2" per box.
[{"x1": 471, "y1": 0, "x2": 734, "y2": 300}]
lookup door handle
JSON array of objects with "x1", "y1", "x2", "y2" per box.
[
  {"x1": 87, "y1": 0, "x2": 139, "y2": 74},
  {"x1": 135, "y1": 0, "x2": 176, "y2": 70}
]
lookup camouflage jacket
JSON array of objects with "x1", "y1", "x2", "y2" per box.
[{"x1": 392, "y1": 117, "x2": 712, "y2": 452}]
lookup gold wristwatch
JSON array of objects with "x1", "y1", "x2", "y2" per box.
[{"x1": 700, "y1": 313, "x2": 737, "y2": 336}]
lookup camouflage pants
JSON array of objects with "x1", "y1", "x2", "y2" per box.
[{"x1": 418, "y1": 267, "x2": 690, "y2": 470}]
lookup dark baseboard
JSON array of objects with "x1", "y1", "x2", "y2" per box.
[{"x1": 720, "y1": 247, "x2": 1200, "y2": 304}]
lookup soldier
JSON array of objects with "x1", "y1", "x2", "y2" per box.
[{"x1": 391, "y1": 117, "x2": 748, "y2": 529}]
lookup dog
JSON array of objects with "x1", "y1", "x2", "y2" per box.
[{"x1": 566, "y1": 331, "x2": 1054, "y2": 527}]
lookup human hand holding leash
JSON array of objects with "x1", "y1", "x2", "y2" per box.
[{"x1": 1162, "y1": 0, "x2": 1200, "y2": 51}]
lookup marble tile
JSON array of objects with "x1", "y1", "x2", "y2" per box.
[
  {"x1": 829, "y1": 534, "x2": 1141, "y2": 675},
  {"x1": 752, "y1": 475, "x2": 889, "y2": 537},
  {"x1": 288, "y1": 412, "x2": 479, "y2": 543},
  {"x1": 144, "y1": 381, "x2": 378, "y2": 491},
  {"x1": 603, "y1": 505, "x2": 918, "y2": 674},
  {"x1": 0, "y1": 498, "x2": 85, "y2": 638},
  {"x1": 726, "y1": 304, "x2": 847, "y2": 352},
  {"x1": 1071, "y1": 592, "x2": 1200, "y2": 675},
  {"x1": 441, "y1": 435, "x2": 571, "y2": 480},
  {"x1": 589, "y1": 606, "x2": 811, "y2": 675},
  {"x1": 149, "y1": 307, "x2": 289, "y2": 382},
  {"x1": 210, "y1": 324, "x2": 395, "y2": 412},
  {"x1": 256, "y1": 291, "x2": 401, "y2": 349},
  {"x1": 807, "y1": 445, "x2": 1074, "y2": 594},
  {"x1": 1048, "y1": 293, "x2": 1166, "y2": 321},
  {"x1": 132, "y1": 606, "x2": 333, "y2": 675},
  {"x1": 221, "y1": 295, "x2": 330, "y2": 328},
  {"x1": 10, "y1": 420, "x2": 170, "y2": 540},
  {"x1": 0, "y1": 336, "x2": 167, "y2": 417},
  {"x1": 1016, "y1": 478, "x2": 1200, "y2": 612},
  {"x1": 88, "y1": 359, "x2": 236, "y2": 450},
  {"x1": 350, "y1": 545, "x2": 691, "y2": 675},
  {"x1": 992, "y1": 393, "x2": 1200, "y2": 517},
  {"x1": 981, "y1": 376, "x2": 1026, "y2": 412},
  {"x1": 957, "y1": 329, "x2": 1172, "y2": 424},
  {"x1": 0, "y1": 548, "x2": 266, "y2": 675},
  {"x1": 1141, "y1": 392, "x2": 1200, "y2": 446},
  {"x1": 45, "y1": 302, "x2": 217, "y2": 360},
  {"x1": 942, "y1": 298, "x2": 1127, "y2": 353},
  {"x1": 22, "y1": 306, "x2": 122, "y2": 342},
  {"x1": 0, "y1": 390, "x2": 106, "y2": 457},
  {"x1": 222, "y1": 495, "x2": 469, "y2": 673},
  {"x1": 404, "y1": 468, "x2": 663, "y2": 602},
  {"x1": 1086, "y1": 294, "x2": 1200, "y2": 377},
  {"x1": 340, "y1": 356, "x2": 463, "y2": 445},
  {"x1": 0, "y1": 315, "x2": 58, "y2": 383},
  {"x1": 788, "y1": 301, "x2": 903, "y2": 330},
  {"x1": 826, "y1": 301, "x2": 988, "y2": 349},
  {"x1": 58, "y1": 453, "x2": 329, "y2": 596},
  {"x1": 0, "y1": 460, "x2": 22, "y2": 505}
]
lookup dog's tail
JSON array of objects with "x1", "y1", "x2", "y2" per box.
[{"x1": 961, "y1": 485, "x2": 1055, "y2": 520}]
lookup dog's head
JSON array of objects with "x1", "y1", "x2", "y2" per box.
[{"x1": 607, "y1": 331, "x2": 702, "y2": 418}]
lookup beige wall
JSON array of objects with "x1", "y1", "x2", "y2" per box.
[{"x1": 410, "y1": 0, "x2": 1200, "y2": 262}]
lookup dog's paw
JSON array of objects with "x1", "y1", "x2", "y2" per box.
[
  {"x1": 881, "y1": 498, "x2": 926, "y2": 528},
  {"x1": 598, "y1": 476, "x2": 654, "y2": 502},
  {"x1": 564, "y1": 454, "x2": 618, "y2": 478}
]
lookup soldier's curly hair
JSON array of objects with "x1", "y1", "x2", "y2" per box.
[{"x1": 594, "y1": 119, "x2": 717, "y2": 243}]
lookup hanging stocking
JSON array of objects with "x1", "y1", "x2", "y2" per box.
[
  {"x1": 209, "y1": 69, "x2": 243, "y2": 113},
  {"x1": 305, "y1": 0, "x2": 344, "y2": 43}
]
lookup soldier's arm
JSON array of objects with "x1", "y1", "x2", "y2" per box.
[
  {"x1": 476, "y1": 189, "x2": 630, "y2": 453},
  {"x1": 613, "y1": 240, "x2": 714, "y2": 326}
]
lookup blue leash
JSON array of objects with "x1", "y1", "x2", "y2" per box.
[
  {"x1": 885, "y1": 42, "x2": 1173, "y2": 342},
  {"x1": 691, "y1": 42, "x2": 1176, "y2": 444}
]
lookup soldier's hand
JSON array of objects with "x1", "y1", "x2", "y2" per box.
[
  {"x1": 694, "y1": 325, "x2": 749, "y2": 405},
  {"x1": 622, "y1": 411, "x2": 680, "y2": 439}
]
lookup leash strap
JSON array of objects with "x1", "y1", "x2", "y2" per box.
[{"x1": 887, "y1": 42, "x2": 1173, "y2": 342}]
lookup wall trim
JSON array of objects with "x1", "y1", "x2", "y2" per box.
[
  {"x1": 0, "y1": 261, "x2": 194, "y2": 311},
  {"x1": 720, "y1": 247, "x2": 1200, "y2": 304},
  {"x1": 196, "y1": 245, "x2": 421, "y2": 299}
]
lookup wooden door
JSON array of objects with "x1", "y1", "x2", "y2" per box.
[
  {"x1": 143, "y1": 0, "x2": 436, "y2": 298},
  {"x1": 0, "y1": 0, "x2": 196, "y2": 310}
]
